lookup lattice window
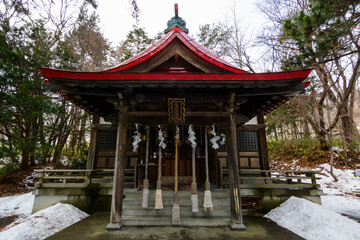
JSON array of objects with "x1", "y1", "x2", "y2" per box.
[
  {"x1": 237, "y1": 131, "x2": 258, "y2": 152},
  {"x1": 97, "y1": 130, "x2": 117, "y2": 151}
]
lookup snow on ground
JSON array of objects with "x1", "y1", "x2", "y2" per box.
[
  {"x1": 265, "y1": 196, "x2": 360, "y2": 240},
  {"x1": 0, "y1": 163, "x2": 358, "y2": 240},
  {"x1": 0, "y1": 193, "x2": 34, "y2": 218},
  {"x1": 266, "y1": 163, "x2": 360, "y2": 240},
  {"x1": 0, "y1": 203, "x2": 88, "y2": 240},
  {"x1": 315, "y1": 164, "x2": 360, "y2": 196},
  {"x1": 322, "y1": 195, "x2": 360, "y2": 221},
  {"x1": 0, "y1": 193, "x2": 88, "y2": 240}
]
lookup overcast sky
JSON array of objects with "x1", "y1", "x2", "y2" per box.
[{"x1": 97, "y1": 0, "x2": 266, "y2": 44}]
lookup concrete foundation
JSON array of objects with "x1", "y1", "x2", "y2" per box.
[{"x1": 32, "y1": 187, "x2": 323, "y2": 217}]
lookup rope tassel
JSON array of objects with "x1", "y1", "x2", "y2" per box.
[
  {"x1": 203, "y1": 127, "x2": 213, "y2": 211},
  {"x1": 172, "y1": 125, "x2": 181, "y2": 225},
  {"x1": 188, "y1": 125, "x2": 198, "y2": 213},
  {"x1": 155, "y1": 125, "x2": 166, "y2": 210},
  {"x1": 142, "y1": 186, "x2": 149, "y2": 208},
  {"x1": 142, "y1": 126, "x2": 150, "y2": 208}
]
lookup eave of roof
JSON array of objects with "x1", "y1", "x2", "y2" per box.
[{"x1": 40, "y1": 67, "x2": 312, "y2": 85}]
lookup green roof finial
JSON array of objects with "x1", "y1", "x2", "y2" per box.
[{"x1": 164, "y1": 3, "x2": 189, "y2": 34}]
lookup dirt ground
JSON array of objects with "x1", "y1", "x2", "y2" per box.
[{"x1": 0, "y1": 168, "x2": 36, "y2": 197}]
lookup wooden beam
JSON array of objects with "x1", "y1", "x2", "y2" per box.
[
  {"x1": 91, "y1": 124, "x2": 117, "y2": 130},
  {"x1": 106, "y1": 112, "x2": 128, "y2": 230},
  {"x1": 257, "y1": 112, "x2": 270, "y2": 171},
  {"x1": 126, "y1": 111, "x2": 231, "y2": 117},
  {"x1": 237, "y1": 124, "x2": 266, "y2": 131}
]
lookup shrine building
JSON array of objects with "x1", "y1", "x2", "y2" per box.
[{"x1": 35, "y1": 4, "x2": 322, "y2": 231}]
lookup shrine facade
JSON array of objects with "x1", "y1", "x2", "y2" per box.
[{"x1": 34, "y1": 5, "x2": 322, "y2": 231}]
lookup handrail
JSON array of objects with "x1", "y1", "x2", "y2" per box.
[
  {"x1": 239, "y1": 169, "x2": 321, "y2": 174},
  {"x1": 34, "y1": 169, "x2": 114, "y2": 173},
  {"x1": 34, "y1": 168, "x2": 321, "y2": 190}
]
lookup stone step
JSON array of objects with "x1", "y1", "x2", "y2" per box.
[
  {"x1": 123, "y1": 197, "x2": 230, "y2": 207},
  {"x1": 124, "y1": 176, "x2": 134, "y2": 181},
  {"x1": 122, "y1": 205, "x2": 230, "y2": 217},
  {"x1": 122, "y1": 215, "x2": 231, "y2": 227},
  {"x1": 124, "y1": 190, "x2": 229, "y2": 199},
  {"x1": 124, "y1": 182, "x2": 134, "y2": 188}
]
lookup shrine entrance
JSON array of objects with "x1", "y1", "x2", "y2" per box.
[{"x1": 139, "y1": 126, "x2": 217, "y2": 190}]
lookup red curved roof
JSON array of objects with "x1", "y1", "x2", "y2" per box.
[
  {"x1": 105, "y1": 27, "x2": 246, "y2": 73},
  {"x1": 40, "y1": 67, "x2": 312, "y2": 83}
]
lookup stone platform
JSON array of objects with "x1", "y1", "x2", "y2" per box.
[{"x1": 46, "y1": 212, "x2": 305, "y2": 240}]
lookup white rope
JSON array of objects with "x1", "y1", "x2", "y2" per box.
[
  {"x1": 204, "y1": 127, "x2": 213, "y2": 211},
  {"x1": 142, "y1": 126, "x2": 150, "y2": 208}
]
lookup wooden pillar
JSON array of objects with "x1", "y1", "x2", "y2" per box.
[
  {"x1": 227, "y1": 113, "x2": 246, "y2": 231},
  {"x1": 106, "y1": 112, "x2": 127, "y2": 230},
  {"x1": 86, "y1": 114, "x2": 99, "y2": 170},
  {"x1": 257, "y1": 112, "x2": 270, "y2": 171}
]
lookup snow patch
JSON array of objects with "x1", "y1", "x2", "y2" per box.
[
  {"x1": 0, "y1": 203, "x2": 88, "y2": 240},
  {"x1": 321, "y1": 195, "x2": 360, "y2": 220},
  {"x1": 265, "y1": 196, "x2": 360, "y2": 240},
  {"x1": 0, "y1": 192, "x2": 34, "y2": 218},
  {"x1": 314, "y1": 164, "x2": 360, "y2": 196},
  {"x1": 331, "y1": 146, "x2": 344, "y2": 152}
]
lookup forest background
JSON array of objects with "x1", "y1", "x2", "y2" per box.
[{"x1": 0, "y1": 0, "x2": 359, "y2": 177}]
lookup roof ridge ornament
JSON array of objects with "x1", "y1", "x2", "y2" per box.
[{"x1": 164, "y1": 3, "x2": 189, "y2": 34}]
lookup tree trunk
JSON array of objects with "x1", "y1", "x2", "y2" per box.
[
  {"x1": 274, "y1": 126, "x2": 278, "y2": 140},
  {"x1": 303, "y1": 120, "x2": 310, "y2": 138},
  {"x1": 341, "y1": 114, "x2": 360, "y2": 145},
  {"x1": 30, "y1": 154, "x2": 36, "y2": 166},
  {"x1": 292, "y1": 122, "x2": 298, "y2": 139},
  {"x1": 21, "y1": 152, "x2": 30, "y2": 170}
]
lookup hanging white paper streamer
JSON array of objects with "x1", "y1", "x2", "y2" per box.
[
  {"x1": 188, "y1": 125, "x2": 197, "y2": 148},
  {"x1": 220, "y1": 133, "x2": 226, "y2": 145},
  {"x1": 132, "y1": 124, "x2": 141, "y2": 152},
  {"x1": 158, "y1": 125, "x2": 166, "y2": 149},
  {"x1": 210, "y1": 124, "x2": 220, "y2": 149}
]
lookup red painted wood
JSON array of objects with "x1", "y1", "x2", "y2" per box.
[
  {"x1": 40, "y1": 67, "x2": 312, "y2": 83},
  {"x1": 103, "y1": 27, "x2": 246, "y2": 73}
]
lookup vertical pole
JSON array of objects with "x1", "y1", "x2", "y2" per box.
[
  {"x1": 191, "y1": 147, "x2": 196, "y2": 185},
  {"x1": 144, "y1": 126, "x2": 150, "y2": 181},
  {"x1": 205, "y1": 129, "x2": 210, "y2": 184},
  {"x1": 106, "y1": 113, "x2": 128, "y2": 230},
  {"x1": 155, "y1": 126, "x2": 164, "y2": 209},
  {"x1": 191, "y1": 146, "x2": 199, "y2": 212},
  {"x1": 142, "y1": 126, "x2": 150, "y2": 208},
  {"x1": 203, "y1": 127, "x2": 213, "y2": 211},
  {"x1": 227, "y1": 113, "x2": 246, "y2": 231},
  {"x1": 175, "y1": 131, "x2": 179, "y2": 194},
  {"x1": 257, "y1": 112, "x2": 270, "y2": 171},
  {"x1": 172, "y1": 125, "x2": 180, "y2": 225},
  {"x1": 157, "y1": 148, "x2": 162, "y2": 187},
  {"x1": 189, "y1": 125, "x2": 198, "y2": 212}
]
